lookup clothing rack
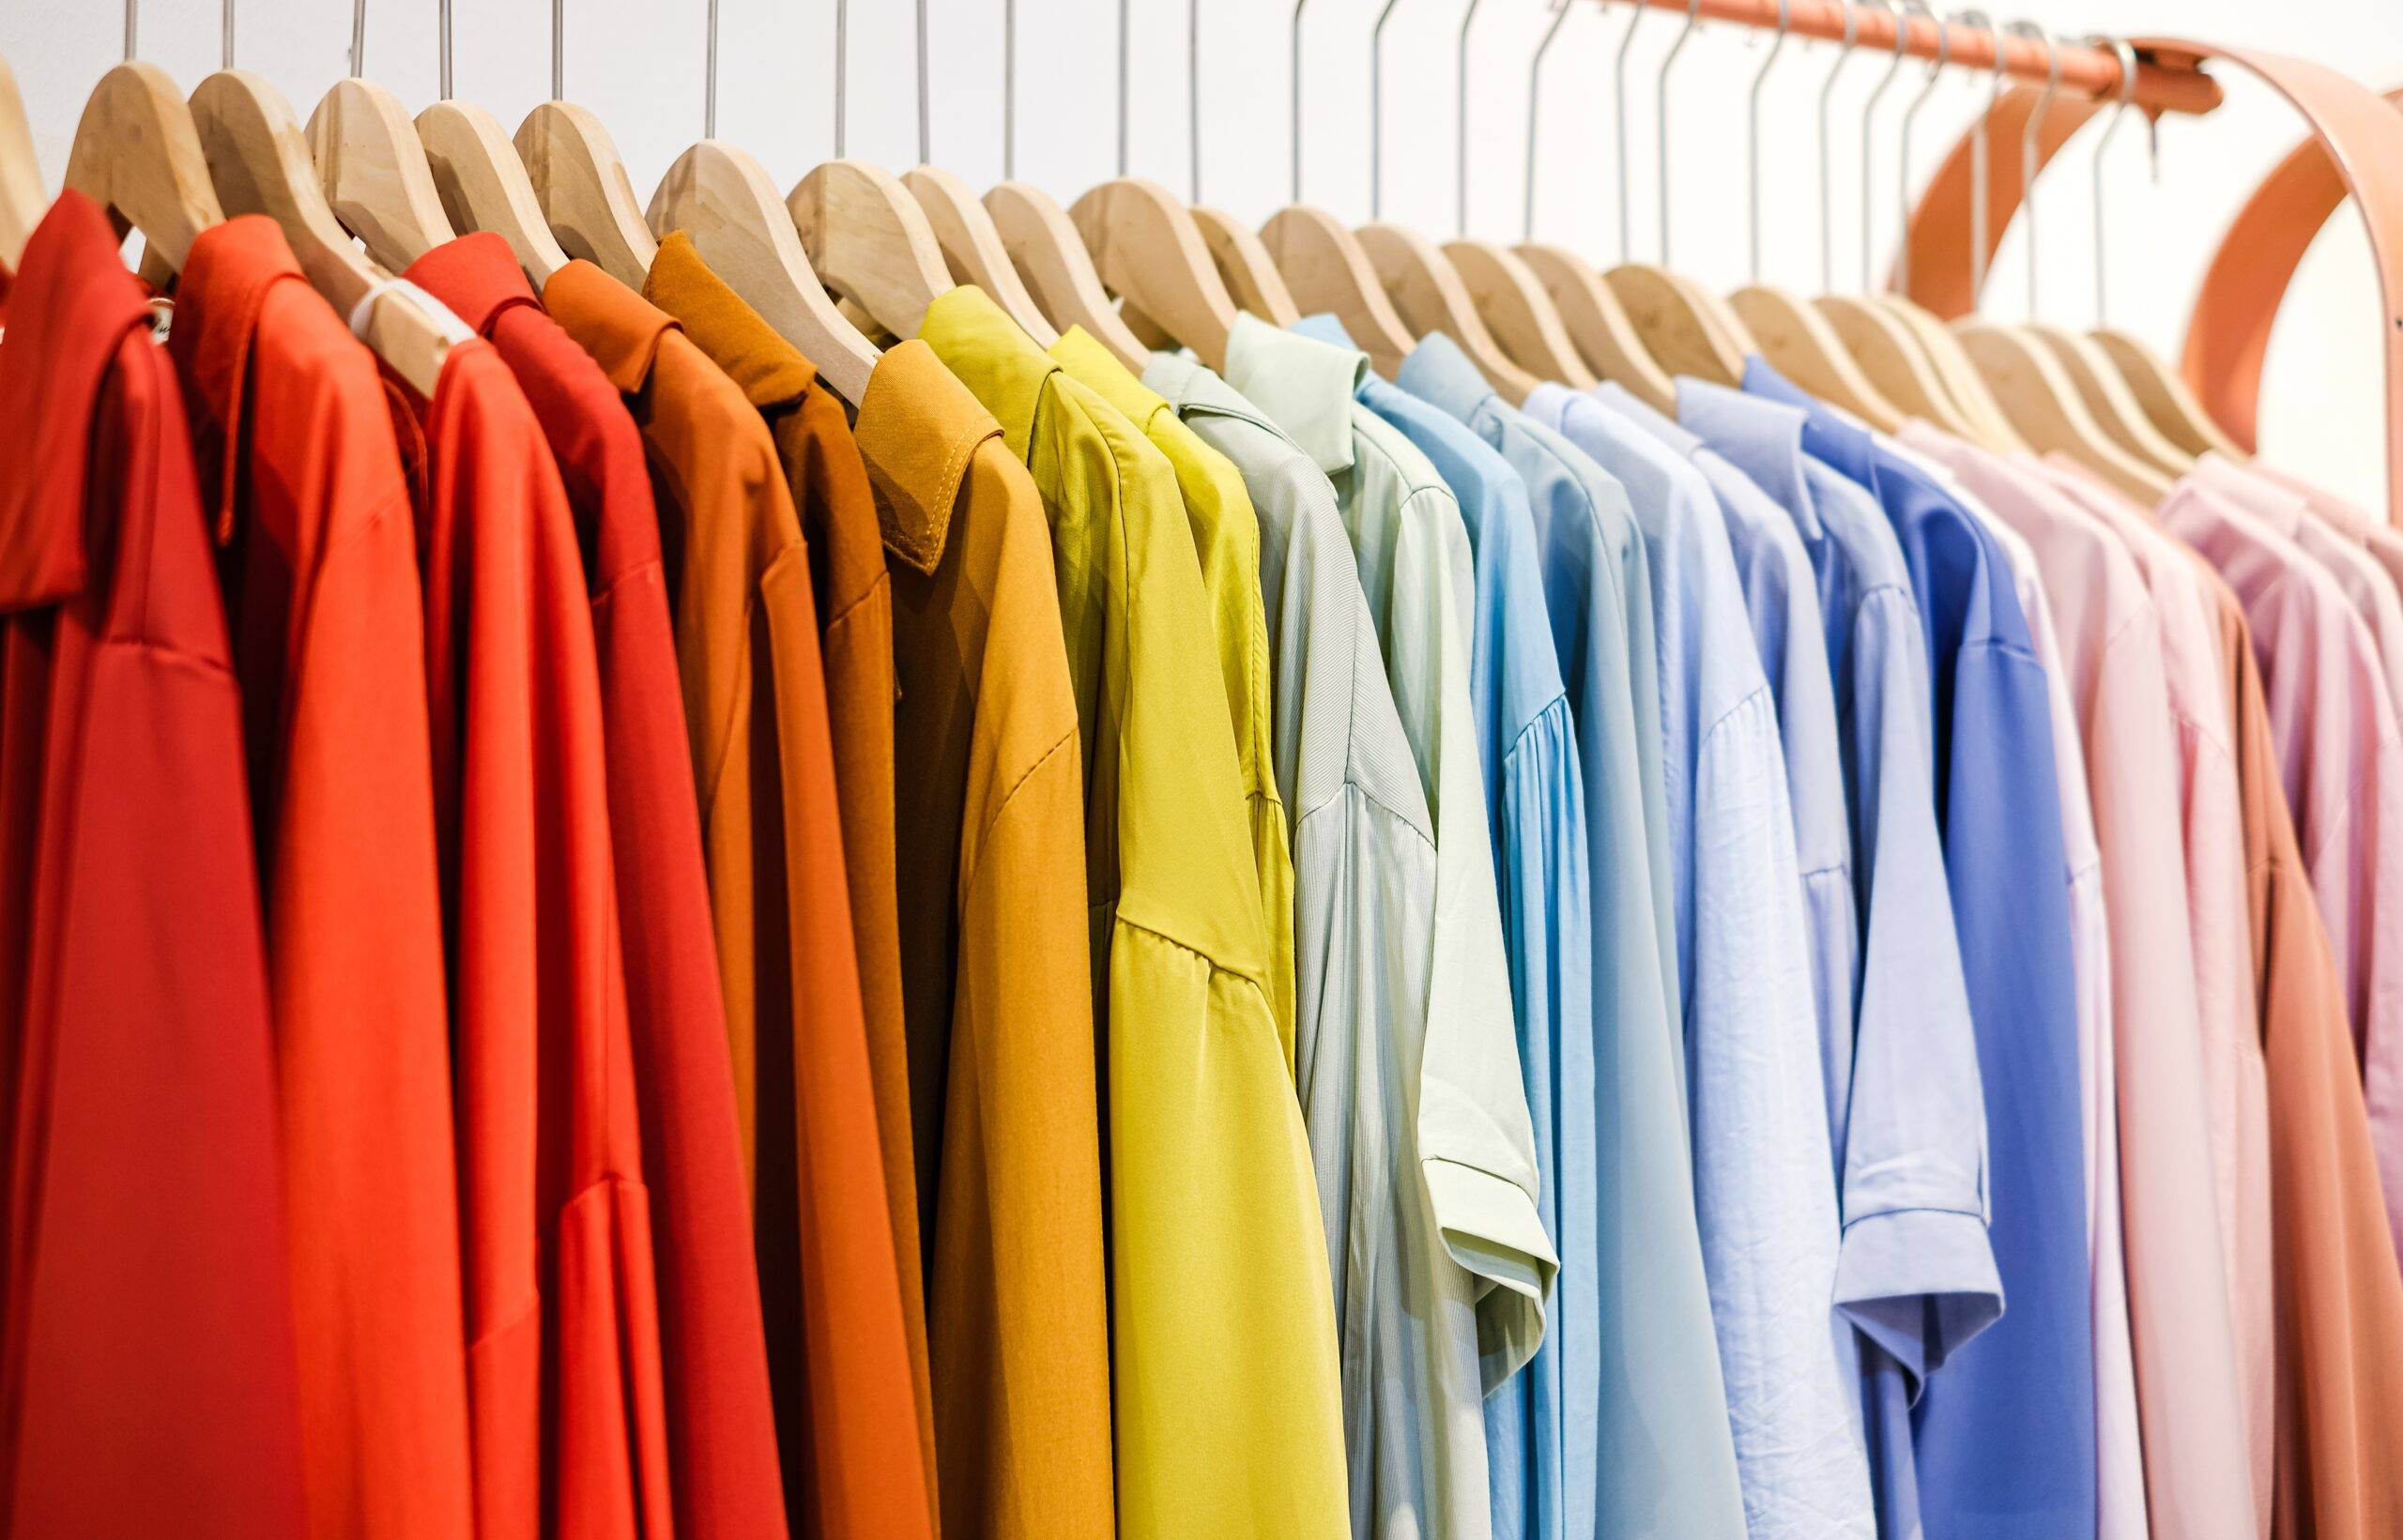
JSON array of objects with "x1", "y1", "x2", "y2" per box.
[{"x1": 1581, "y1": 0, "x2": 2223, "y2": 115}]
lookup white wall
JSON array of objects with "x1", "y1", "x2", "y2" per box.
[{"x1": 8, "y1": 0, "x2": 2403, "y2": 513}]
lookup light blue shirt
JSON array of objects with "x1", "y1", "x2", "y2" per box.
[
  {"x1": 1682, "y1": 374, "x2": 2001, "y2": 1540},
  {"x1": 1323, "y1": 322, "x2": 1747, "y2": 1540},
  {"x1": 1513, "y1": 370, "x2": 1872, "y2": 1539}
]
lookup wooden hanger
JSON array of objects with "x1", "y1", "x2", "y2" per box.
[
  {"x1": 304, "y1": 77, "x2": 453, "y2": 273},
  {"x1": 1260, "y1": 205, "x2": 1417, "y2": 379},
  {"x1": 1510, "y1": 243, "x2": 1675, "y2": 412},
  {"x1": 1731, "y1": 285, "x2": 1908, "y2": 431},
  {"x1": 188, "y1": 70, "x2": 451, "y2": 397},
  {"x1": 62, "y1": 61, "x2": 222, "y2": 272},
  {"x1": 1191, "y1": 207, "x2": 1302, "y2": 327},
  {"x1": 1357, "y1": 221, "x2": 1539, "y2": 403},
  {"x1": 515, "y1": 100, "x2": 655, "y2": 287},
  {"x1": 2024, "y1": 321, "x2": 2195, "y2": 476},
  {"x1": 1446, "y1": 238, "x2": 1596, "y2": 389},
  {"x1": 417, "y1": 99, "x2": 571, "y2": 287},
  {"x1": 1955, "y1": 318, "x2": 2168, "y2": 501},
  {"x1": 1068, "y1": 176, "x2": 1241, "y2": 370},
  {"x1": 648, "y1": 139, "x2": 880, "y2": 404},
  {"x1": 786, "y1": 159, "x2": 953, "y2": 342},
  {"x1": 1867, "y1": 294, "x2": 2029, "y2": 447},
  {"x1": 1604, "y1": 264, "x2": 1744, "y2": 385},
  {"x1": 0, "y1": 54, "x2": 43, "y2": 271},
  {"x1": 2091, "y1": 328, "x2": 2246, "y2": 458},
  {"x1": 983, "y1": 180, "x2": 1151, "y2": 369},
  {"x1": 900, "y1": 164, "x2": 1057, "y2": 345},
  {"x1": 1798, "y1": 292, "x2": 1969, "y2": 434}
]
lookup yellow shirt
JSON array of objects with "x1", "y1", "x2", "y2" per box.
[
  {"x1": 1048, "y1": 327, "x2": 1298, "y2": 1075},
  {"x1": 922, "y1": 287, "x2": 1348, "y2": 1538}
]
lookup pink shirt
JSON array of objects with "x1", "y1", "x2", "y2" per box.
[
  {"x1": 2033, "y1": 453, "x2": 2276, "y2": 1535},
  {"x1": 2165, "y1": 474, "x2": 2403, "y2": 1279},
  {"x1": 1906, "y1": 436, "x2": 2257, "y2": 1539},
  {"x1": 2249, "y1": 463, "x2": 2403, "y2": 616}
]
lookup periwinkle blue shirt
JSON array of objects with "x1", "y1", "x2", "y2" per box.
[
  {"x1": 1307, "y1": 315, "x2": 1745, "y2": 1540},
  {"x1": 1514, "y1": 370, "x2": 1873, "y2": 1539},
  {"x1": 1746, "y1": 364, "x2": 2096, "y2": 1540},
  {"x1": 1589, "y1": 382, "x2": 1860, "y2": 1139},
  {"x1": 1681, "y1": 374, "x2": 2000, "y2": 1540}
]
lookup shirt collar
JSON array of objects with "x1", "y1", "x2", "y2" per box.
[
  {"x1": 0, "y1": 191, "x2": 156, "y2": 609},
  {"x1": 1142, "y1": 350, "x2": 1290, "y2": 441},
  {"x1": 168, "y1": 214, "x2": 321, "y2": 545},
  {"x1": 401, "y1": 232, "x2": 541, "y2": 338},
  {"x1": 919, "y1": 283, "x2": 1058, "y2": 464},
  {"x1": 642, "y1": 231, "x2": 819, "y2": 412},
  {"x1": 1592, "y1": 380, "x2": 1705, "y2": 457},
  {"x1": 855, "y1": 336, "x2": 1003, "y2": 574},
  {"x1": 1742, "y1": 353, "x2": 1881, "y2": 489},
  {"x1": 1393, "y1": 328, "x2": 1497, "y2": 429},
  {"x1": 1223, "y1": 312, "x2": 1363, "y2": 476},
  {"x1": 1678, "y1": 375, "x2": 1824, "y2": 540},
  {"x1": 2187, "y1": 450, "x2": 2309, "y2": 541},
  {"x1": 1049, "y1": 325, "x2": 1170, "y2": 434},
  {"x1": 542, "y1": 257, "x2": 680, "y2": 394}
]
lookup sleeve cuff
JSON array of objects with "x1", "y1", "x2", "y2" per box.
[
  {"x1": 1420, "y1": 1154, "x2": 1559, "y2": 1395},
  {"x1": 1832, "y1": 1203, "x2": 2004, "y2": 1392}
]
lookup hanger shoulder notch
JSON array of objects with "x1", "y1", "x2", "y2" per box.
[
  {"x1": 2026, "y1": 322, "x2": 2196, "y2": 476},
  {"x1": 64, "y1": 61, "x2": 222, "y2": 271},
  {"x1": 1956, "y1": 319, "x2": 2170, "y2": 503},
  {"x1": 1260, "y1": 204, "x2": 1416, "y2": 379},
  {"x1": 983, "y1": 179, "x2": 1151, "y2": 370},
  {"x1": 1604, "y1": 262, "x2": 1744, "y2": 386},
  {"x1": 649, "y1": 139, "x2": 878, "y2": 403},
  {"x1": 788, "y1": 158, "x2": 954, "y2": 341},
  {"x1": 1444, "y1": 239, "x2": 1597, "y2": 389},
  {"x1": 1069, "y1": 176, "x2": 1238, "y2": 370},
  {"x1": 901, "y1": 163, "x2": 1056, "y2": 344},
  {"x1": 514, "y1": 100, "x2": 657, "y2": 287},
  {"x1": 1190, "y1": 206, "x2": 1301, "y2": 327},
  {"x1": 2089, "y1": 327, "x2": 2246, "y2": 460},
  {"x1": 306, "y1": 76, "x2": 453, "y2": 273},
  {"x1": 1356, "y1": 221, "x2": 1539, "y2": 402},
  {"x1": 417, "y1": 99, "x2": 572, "y2": 286},
  {"x1": 1508, "y1": 242, "x2": 1674, "y2": 412}
]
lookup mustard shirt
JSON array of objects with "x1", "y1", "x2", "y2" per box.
[{"x1": 921, "y1": 287, "x2": 1348, "y2": 1538}]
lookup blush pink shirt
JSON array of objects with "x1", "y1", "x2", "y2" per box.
[
  {"x1": 2249, "y1": 464, "x2": 2403, "y2": 618},
  {"x1": 1906, "y1": 435, "x2": 2257, "y2": 1540},
  {"x1": 2032, "y1": 452, "x2": 2276, "y2": 1535},
  {"x1": 2165, "y1": 474, "x2": 2403, "y2": 1281}
]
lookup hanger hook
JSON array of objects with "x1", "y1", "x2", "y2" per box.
[
  {"x1": 1117, "y1": 0, "x2": 1130, "y2": 177},
  {"x1": 2088, "y1": 35, "x2": 2138, "y2": 327},
  {"x1": 2006, "y1": 18, "x2": 2058, "y2": 313},
  {"x1": 347, "y1": 0, "x2": 363, "y2": 76},
  {"x1": 1816, "y1": 0, "x2": 1860, "y2": 293},
  {"x1": 222, "y1": 0, "x2": 235, "y2": 69},
  {"x1": 1747, "y1": 0, "x2": 1790, "y2": 286},
  {"x1": 1856, "y1": 0, "x2": 1904, "y2": 292},
  {"x1": 551, "y1": 0, "x2": 562, "y2": 100},
  {"x1": 1002, "y1": 0, "x2": 1016, "y2": 175},
  {"x1": 1370, "y1": 0, "x2": 1403, "y2": 220},
  {"x1": 1291, "y1": 0, "x2": 1308, "y2": 204},
  {"x1": 1524, "y1": 0, "x2": 1571, "y2": 243},
  {"x1": 1458, "y1": 0, "x2": 1484, "y2": 239},
  {"x1": 125, "y1": 0, "x2": 136, "y2": 62},
  {"x1": 1953, "y1": 8, "x2": 1994, "y2": 297},
  {"x1": 835, "y1": 0, "x2": 848, "y2": 156},
  {"x1": 1655, "y1": 0, "x2": 1704, "y2": 267},
  {"x1": 1612, "y1": 0, "x2": 1645, "y2": 263},
  {"x1": 1189, "y1": 0, "x2": 1202, "y2": 203},
  {"x1": 701, "y1": 0, "x2": 715, "y2": 138},
  {"x1": 918, "y1": 0, "x2": 932, "y2": 167},
  {"x1": 1894, "y1": 1, "x2": 1945, "y2": 296}
]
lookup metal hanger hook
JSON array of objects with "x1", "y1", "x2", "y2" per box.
[
  {"x1": 835, "y1": 0, "x2": 849, "y2": 156},
  {"x1": 1816, "y1": 0, "x2": 1860, "y2": 293},
  {"x1": 1457, "y1": 0, "x2": 1484, "y2": 239},
  {"x1": 1187, "y1": 0, "x2": 1201, "y2": 201},
  {"x1": 1524, "y1": 0, "x2": 1571, "y2": 243},
  {"x1": 1855, "y1": 0, "x2": 1901, "y2": 291},
  {"x1": 2087, "y1": 35, "x2": 2139, "y2": 326},
  {"x1": 551, "y1": 0, "x2": 562, "y2": 100},
  {"x1": 1954, "y1": 7, "x2": 1996, "y2": 297},
  {"x1": 1116, "y1": 0, "x2": 1130, "y2": 177},
  {"x1": 124, "y1": 0, "x2": 136, "y2": 63},
  {"x1": 1370, "y1": 0, "x2": 1403, "y2": 221},
  {"x1": 920, "y1": 0, "x2": 933, "y2": 168},
  {"x1": 1893, "y1": 1, "x2": 1945, "y2": 294},
  {"x1": 222, "y1": 0, "x2": 235, "y2": 69},
  {"x1": 2006, "y1": 18, "x2": 2059, "y2": 313},
  {"x1": 1656, "y1": 0, "x2": 1703, "y2": 267},
  {"x1": 1290, "y1": 0, "x2": 1308, "y2": 204},
  {"x1": 1747, "y1": 0, "x2": 1790, "y2": 285},
  {"x1": 1612, "y1": 0, "x2": 1646, "y2": 263}
]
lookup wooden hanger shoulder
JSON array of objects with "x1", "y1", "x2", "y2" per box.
[
  {"x1": 983, "y1": 179, "x2": 1151, "y2": 370},
  {"x1": 1444, "y1": 239, "x2": 1595, "y2": 389},
  {"x1": 1868, "y1": 294, "x2": 2030, "y2": 450},
  {"x1": 900, "y1": 163, "x2": 1056, "y2": 344},
  {"x1": 0, "y1": 54, "x2": 44, "y2": 270},
  {"x1": 1510, "y1": 242, "x2": 1674, "y2": 412},
  {"x1": 648, "y1": 139, "x2": 879, "y2": 403},
  {"x1": 416, "y1": 99, "x2": 571, "y2": 286},
  {"x1": 1356, "y1": 221, "x2": 1539, "y2": 403},
  {"x1": 2089, "y1": 327, "x2": 2247, "y2": 460},
  {"x1": 1069, "y1": 176, "x2": 1240, "y2": 370},
  {"x1": 1956, "y1": 318, "x2": 2170, "y2": 503},
  {"x1": 63, "y1": 61, "x2": 222, "y2": 271},
  {"x1": 1775, "y1": 291, "x2": 1945, "y2": 436},
  {"x1": 1260, "y1": 204, "x2": 1416, "y2": 379},
  {"x1": 514, "y1": 100, "x2": 656, "y2": 287},
  {"x1": 788, "y1": 158, "x2": 954, "y2": 342},
  {"x1": 1603, "y1": 262, "x2": 1743, "y2": 386},
  {"x1": 1190, "y1": 206, "x2": 1300, "y2": 327},
  {"x1": 2024, "y1": 321, "x2": 2196, "y2": 477},
  {"x1": 305, "y1": 77, "x2": 453, "y2": 273}
]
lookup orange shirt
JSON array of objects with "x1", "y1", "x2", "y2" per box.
[
  {"x1": 167, "y1": 216, "x2": 474, "y2": 1540},
  {"x1": 2214, "y1": 583, "x2": 2403, "y2": 1538},
  {"x1": 641, "y1": 236, "x2": 933, "y2": 1501},
  {"x1": 0, "y1": 190, "x2": 309, "y2": 1540},
  {"x1": 391, "y1": 329, "x2": 670, "y2": 1540},
  {"x1": 855, "y1": 339, "x2": 1116, "y2": 1537},
  {"x1": 545, "y1": 260, "x2": 933, "y2": 1540}
]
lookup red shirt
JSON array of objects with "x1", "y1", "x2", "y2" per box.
[
  {"x1": 169, "y1": 213, "x2": 477, "y2": 1540},
  {"x1": 407, "y1": 233, "x2": 788, "y2": 1540},
  {"x1": 390, "y1": 320, "x2": 673, "y2": 1540},
  {"x1": 0, "y1": 191, "x2": 307, "y2": 1538}
]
